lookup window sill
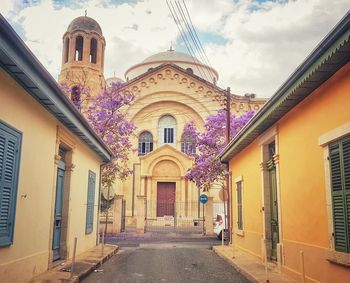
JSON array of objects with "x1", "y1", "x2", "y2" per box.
[
  {"x1": 235, "y1": 229, "x2": 244, "y2": 237},
  {"x1": 326, "y1": 250, "x2": 350, "y2": 267}
]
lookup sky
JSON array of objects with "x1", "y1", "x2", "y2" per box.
[{"x1": 0, "y1": 0, "x2": 349, "y2": 98}]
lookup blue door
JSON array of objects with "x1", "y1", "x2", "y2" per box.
[{"x1": 52, "y1": 159, "x2": 65, "y2": 261}]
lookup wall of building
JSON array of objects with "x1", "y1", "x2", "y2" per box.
[
  {"x1": 0, "y1": 68, "x2": 101, "y2": 282},
  {"x1": 228, "y1": 62, "x2": 350, "y2": 282},
  {"x1": 229, "y1": 140, "x2": 264, "y2": 259},
  {"x1": 277, "y1": 62, "x2": 350, "y2": 282}
]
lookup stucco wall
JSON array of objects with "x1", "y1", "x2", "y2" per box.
[
  {"x1": 229, "y1": 139, "x2": 263, "y2": 259},
  {"x1": 228, "y1": 62, "x2": 350, "y2": 282},
  {"x1": 0, "y1": 68, "x2": 101, "y2": 283}
]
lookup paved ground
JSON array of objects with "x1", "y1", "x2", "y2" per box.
[{"x1": 82, "y1": 239, "x2": 250, "y2": 283}]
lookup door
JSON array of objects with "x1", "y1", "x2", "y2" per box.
[
  {"x1": 157, "y1": 182, "x2": 175, "y2": 217},
  {"x1": 268, "y1": 142, "x2": 279, "y2": 261},
  {"x1": 52, "y1": 158, "x2": 65, "y2": 261}
]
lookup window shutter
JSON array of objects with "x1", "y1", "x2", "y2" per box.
[
  {"x1": 85, "y1": 171, "x2": 96, "y2": 234},
  {"x1": 0, "y1": 123, "x2": 21, "y2": 247},
  {"x1": 342, "y1": 138, "x2": 350, "y2": 252},
  {"x1": 329, "y1": 137, "x2": 350, "y2": 252}
]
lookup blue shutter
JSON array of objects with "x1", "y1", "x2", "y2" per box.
[
  {"x1": 85, "y1": 170, "x2": 96, "y2": 234},
  {"x1": 0, "y1": 122, "x2": 21, "y2": 247}
]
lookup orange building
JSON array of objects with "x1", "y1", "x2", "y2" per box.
[{"x1": 219, "y1": 12, "x2": 350, "y2": 282}]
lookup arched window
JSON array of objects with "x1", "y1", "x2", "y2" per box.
[
  {"x1": 90, "y1": 38, "x2": 97, "y2": 64},
  {"x1": 186, "y1": 67, "x2": 193, "y2": 74},
  {"x1": 64, "y1": 38, "x2": 70, "y2": 63},
  {"x1": 181, "y1": 133, "x2": 196, "y2": 155},
  {"x1": 138, "y1": 131, "x2": 153, "y2": 156},
  {"x1": 71, "y1": 85, "x2": 81, "y2": 106},
  {"x1": 75, "y1": 36, "x2": 84, "y2": 61},
  {"x1": 159, "y1": 115, "x2": 176, "y2": 145}
]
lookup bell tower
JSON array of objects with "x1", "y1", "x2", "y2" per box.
[{"x1": 58, "y1": 15, "x2": 106, "y2": 102}]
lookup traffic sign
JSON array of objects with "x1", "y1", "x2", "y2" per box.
[{"x1": 199, "y1": 194, "x2": 208, "y2": 204}]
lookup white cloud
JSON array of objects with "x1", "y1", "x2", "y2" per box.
[{"x1": 0, "y1": 0, "x2": 349, "y2": 97}]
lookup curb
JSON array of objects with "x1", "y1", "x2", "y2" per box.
[
  {"x1": 213, "y1": 246, "x2": 258, "y2": 283},
  {"x1": 77, "y1": 245, "x2": 119, "y2": 282}
]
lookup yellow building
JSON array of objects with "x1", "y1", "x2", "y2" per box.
[
  {"x1": 58, "y1": 16, "x2": 267, "y2": 228},
  {"x1": 0, "y1": 16, "x2": 112, "y2": 283},
  {"x1": 219, "y1": 13, "x2": 350, "y2": 282}
]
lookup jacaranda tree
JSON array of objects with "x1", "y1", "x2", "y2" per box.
[
  {"x1": 184, "y1": 109, "x2": 254, "y2": 191},
  {"x1": 61, "y1": 81, "x2": 136, "y2": 189}
]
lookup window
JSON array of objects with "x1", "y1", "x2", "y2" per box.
[
  {"x1": 164, "y1": 128, "x2": 174, "y2": 143},
  {"x1": 138, "y1": 131, "x2": 153, "y2": 156},
  {"x1": 186, "y1": 67, "x2": 193, "y2": 74},
  {"x1": 329, "y1": 135, "x2": 350, "y2": 253},
  {"x1": 90, "y1": 38, "x2": 97, "y2": 64},
  {"x1": 85, "y1": 170, "x2": 96, "y2": 234},
  {"x1": 159, "y1": 115, "x2": 176, "y2": 146},
  {"x1": 0, "y1": 121, "x2": 21, "y2": 247},
  {"x1": 235, "y1": 177, "x2": 244, "y2": 235},
  {"x1": 181, "y1": 133, "x2": 196, "y2": 155},
  {"x1": 75, "y1": 36, "x2": 84, "y2": 61}
]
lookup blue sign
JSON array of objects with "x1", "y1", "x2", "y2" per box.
[{"x1": 199, "y1": 194, "x2": 208, "y2": 204}]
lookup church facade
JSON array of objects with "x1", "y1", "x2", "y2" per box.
[{"x1": 58, "y1": 16, "x2": 267, "y2": 225}]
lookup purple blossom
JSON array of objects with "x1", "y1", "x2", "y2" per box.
[{"x1": 184, "y1": 110, "x2": 254, "y2": 191}]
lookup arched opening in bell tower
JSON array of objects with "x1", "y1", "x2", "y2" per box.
[
  {"x1": 90, "y1": 38, "x2": 97, "y2": 64},
  {"x1": 75, "y1": 36, "x2": 84, "y2": 61},
  {"x1": 64, "y1": 38, "x2": 69, "y2": 63}
]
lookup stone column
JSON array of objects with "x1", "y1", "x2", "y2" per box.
[
  {"x1": 140, "y1": 177, "x2": 145, "y2": 195},
  {"x1": 205, "y1": 197, "x2": 214, "y2": 235},
  {"x1": 111, "y1": 195, "x2": 123, "y2": 234},
  {"x1": 136, "y1": 195, "x2": 146, "y2": 234}
]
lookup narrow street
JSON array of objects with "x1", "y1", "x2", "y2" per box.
[{"x1": 82, "y1": 239, "x2": 250, "y2": 283}]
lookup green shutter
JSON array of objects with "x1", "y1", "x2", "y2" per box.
[
  {"x1": 85, "y1": 170, "x2": 96, "y2": 234},
  {"x1": 330, "y1": 136, "x2": 350, "y2": 253},
  {"x1": 0, "y1": 122, "x2": 21, "y2": 247}
]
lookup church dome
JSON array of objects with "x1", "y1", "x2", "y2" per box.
[
  {"x1": 67, "y1": 16, "x2": 103, "y2": 35},
  {"x1": 125, "y1": 49, "x2": 218, "y2": 83},
  {"x1": 142, "y1": 50, "x2": 202, "y2": 64}
]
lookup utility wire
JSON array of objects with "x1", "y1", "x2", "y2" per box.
[
  {"x1": 181, "y1": 0, "x2": 218, "y2": 82},
  {"x1": 166, "y1": 0, "x2": 208, "y2": 81},
  {"x1": 176, "y1": 0, "x2": 216, "y2": 82}
]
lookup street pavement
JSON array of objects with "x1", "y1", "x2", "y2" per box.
[{"x1": 82, "y1": 238, "x2": 251, "y2": 283}]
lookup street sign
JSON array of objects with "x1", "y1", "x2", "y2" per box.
[
  {"x1": 199, "y1": 194, "x2": 208, "y2": 204},
  {"x1": 218, "y1": 188, "x2": 228, "y2": 201}
]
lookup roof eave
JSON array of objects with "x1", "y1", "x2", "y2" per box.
[{"x1": 219, "y1": 11, "x2": 350, "y2": 163}]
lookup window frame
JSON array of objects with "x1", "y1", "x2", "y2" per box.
[
  {"x1": 0, "y1": 120, "x2": 22, "y2": 247},
  {"x1": 85, "y1": 170, "x2": 96, "y2": 234},
  {"x1": 319, "y1": 122, "x2": 350, "y2": 265},
  {"x1": 235, "y1": 176, "x2": 244, "y2": 236},
  {"x1": 138, "y1": 131, "x2": 153, "y2": 156}
]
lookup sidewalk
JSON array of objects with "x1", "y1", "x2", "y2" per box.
[
  {"x1": 31, "y1": 244, "x2": 118, "y2": 283},
  {"x1": 213, "y1": 245, "x2": 295, "y2": 283}
]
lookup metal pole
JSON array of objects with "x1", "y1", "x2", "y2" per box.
[
  {"x1": 202, "y1": 202, "x2": 205, "y2": 235},
  {"x1": 70, "y1": 237, "x2": 77, "y2": 279},
  {"x1": 300, "y1": 250, "x2": 305, "y2": 283},
  {"x1": 225, "y1": 87, "x2": 232, "y2": 244},
  {"x1": 264, "y1": 239, "x2": 269, "y2": 282},
  {"x1": 104, "y1": 186, "x2": 110, "y2": 234},
  {"x1": 101, "y1": 231, "x2": 105, "y2": 257}
]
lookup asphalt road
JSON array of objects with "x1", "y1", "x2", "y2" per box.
[{"x1": 82, "y1": 241, "x2": 250, "y2": 283}]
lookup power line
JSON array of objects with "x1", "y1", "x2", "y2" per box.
[
  {"x1": 181, "y1": 0, "x2": 218, "y2": 83},
  {"x1": 166, "y1": 0, "x2": 209, "y2": 82}
]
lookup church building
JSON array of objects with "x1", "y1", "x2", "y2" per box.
[{"x1": 58, "y1": 16, "x2": 266, "y2": 227}]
